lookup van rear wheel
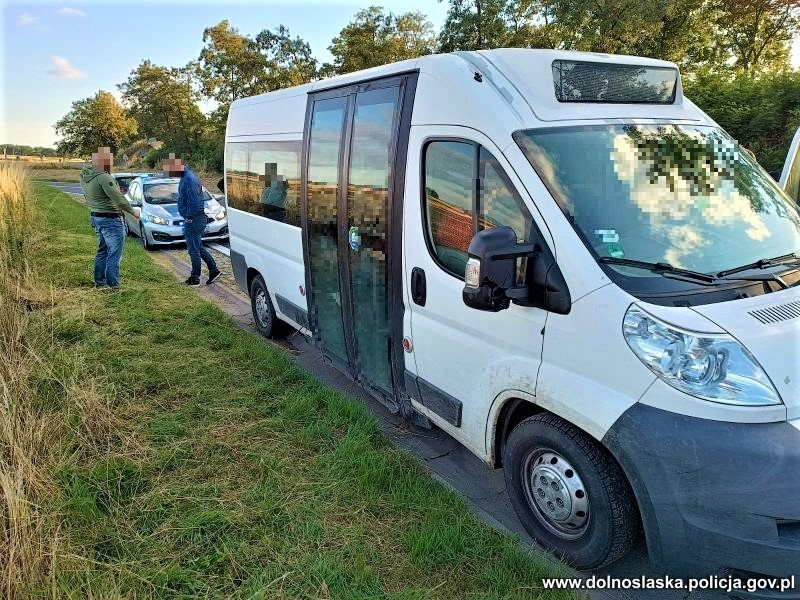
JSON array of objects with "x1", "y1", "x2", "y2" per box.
[
  {"x1": 503, "y1": 413, "x2": 638, "y2": 570},
  {"x1": 249, "y1": 275, "x2": 282, "y2": 338}
]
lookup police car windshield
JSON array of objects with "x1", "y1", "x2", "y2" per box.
[
  {"x1": 144, "y1": 182, "x2": 212, "y2": 205},
  {"x1": 516, "y1": 124, "x2": 800, "y2": 276}
]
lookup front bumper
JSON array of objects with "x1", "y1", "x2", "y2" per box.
[
  {"x1": 603, "y1": 403, "x2": 800, "y2": 592},
  {"x1": 143, "y1": 219, "x2": 228, "y2": 245}
]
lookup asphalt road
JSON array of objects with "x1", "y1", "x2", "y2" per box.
[{"x1": 46, "y1": 181, "x2": 732, "y2": 600}]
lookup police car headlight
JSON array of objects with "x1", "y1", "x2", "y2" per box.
[
  {"x1": 145, "y1": 213, "x2": 169, "y2": 225},
  {"x1": 214, "y1": 210, "x2": 226, "y2": 221},
  {"x1": 623, "y1": 305, "x2": 781, "y2": 406}
]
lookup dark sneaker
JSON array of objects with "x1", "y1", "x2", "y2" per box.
[
  {"x1": 207, "y1": 270, "x2": 222, "y2": 285},
  {"x1": 185, "y1": 277, "x2": 200, "y2": 287}
]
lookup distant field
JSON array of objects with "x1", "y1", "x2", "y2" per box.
[
  {"x1": 9, "y1": 159, "x2": 222, "y2": 190},
  {"x1": 1, "y1": 155, "x2": 83, "y2": 164},
  {"x1": 28, "y1": 168, "x2": 82, "y2": 182}
]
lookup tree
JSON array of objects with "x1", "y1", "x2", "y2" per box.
[
  {"x1": 712, "y1": 0, "x2": 800, "y2": 72},
  {"x1": 197, "y1": 20, "x2": 317, "y2": 117},
  {"x1": 119, "y1": 61, "x2": 206, "y2": 154},
  {"x1": 324, "y1": 6, "x2": 437, "y2": 75},
  {"x1": 439, "y1": 0, "x2": 510, "y2": 51},
  {"x1": 54, "y1": 91, "x2": 137, "y2": 156},
  {"x1": 684, "y1": 69, "x2": 800, "y2": 172},
  {"x1": 436, "y1": 0, "x2": 798, "y2": 75}
]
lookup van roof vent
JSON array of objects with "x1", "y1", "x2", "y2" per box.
[{"x1": 748, "y1": 300, "x2": 800, "y2": 324}]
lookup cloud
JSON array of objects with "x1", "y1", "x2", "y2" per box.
[
  {"x1": 49, "y1": 56, "x2": 87, "y2": 79},
  {"x1": 18, "y1": 13, "x2": 37, "y2": 25},
  {"x1": 58, "y1": 7, "x2": 86, "y2": 16}
]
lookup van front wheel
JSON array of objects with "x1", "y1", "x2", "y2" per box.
[{"x1": 503, "y1": 413, "x2": 638, "y2": 570}]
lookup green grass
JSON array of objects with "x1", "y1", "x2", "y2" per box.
[{"x1": 23, "y1": 184, "x2": 578, "y2": 599}]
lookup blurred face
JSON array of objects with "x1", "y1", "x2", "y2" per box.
[
  {"x1": 163, "y1": 155, "x2": 185, "y2": 178},
  {"x1": 91, "y1": 147, "x2": 113, "y2": 173}
]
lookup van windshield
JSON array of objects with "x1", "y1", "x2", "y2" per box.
[{"x1": 516, "y1": 124, "x2": 800, "y2": 277}]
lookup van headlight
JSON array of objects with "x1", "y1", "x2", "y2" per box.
[{"x1": 623, "y1": 305, "x2": 781, "y2": 406}]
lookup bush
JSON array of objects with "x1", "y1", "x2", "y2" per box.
[{"x1": 685, "y1": 69, "x2": 800, "y2": 173}]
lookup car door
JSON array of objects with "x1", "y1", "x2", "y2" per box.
[
  {"x1": 403, "y1": 125, "x2": 552, "y2": 456},
  {"x1": 124, "y1": 181, "x2": 141, "y2": 234},
  {"x1": 780, "y1": 127, "x2": 800, "y2": 204}
]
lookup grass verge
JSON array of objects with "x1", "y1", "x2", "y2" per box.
[{"x1": 3, "y1": 181, "x2": 578, "y2": 599}]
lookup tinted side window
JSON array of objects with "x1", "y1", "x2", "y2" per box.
[
  {"x1": 786, "y1": 143, "x2": 800, "y2": 204},
  {"x1": 423, "y1": 141, "x2": 535, "y2": 279},
  {"x1": 225, "y1": 141, "x2": 301, "y2": 226},
  {"x1": 423, "y1": 141, "x2": 476, "y2": 276},
  {"x1": 225, "y1": 142, "x2": 249, "y2": 212},
  {"x1": 248, "y1": 141, "x2": 301, "y2": 226},
  {"x1": 479, "y1": 147, "x2": 532, "y2": 242}
]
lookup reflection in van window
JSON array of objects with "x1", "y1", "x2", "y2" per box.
[
  {"x1": 479, "y1": 147, "x2": 532, "y2": 243},
  {"x1": 424, "y1": 141, "x2": 536, "y2": 279},
  {"x1": 424, "y1": 141, "x2": 475, "y2": 275},
  {"x1": 517, "y1": 124, "x2": 800, "y2": 275},
  {"x1": 786, "y1": 143, "x2": 800, "y2": 204},
  {"x1": 225, "y1": 140, "x2": 301, "y2": 226},
  {"x1": 250, "y1": 142, "x2": 301, "y2": 225}
]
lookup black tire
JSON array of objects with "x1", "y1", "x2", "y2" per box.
[
  {"x1": 140, "y1": 224, "x2": 153, "y2": 251},
  {"x1": 503, "y1": 413, "x2": 638, "y2": 570},
  {"x1": 249, "y1": 275, "x2": 284, "y2": 338}
]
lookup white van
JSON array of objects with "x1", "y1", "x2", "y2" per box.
[{"x1": 224, "y1": 50, "x2": 800, "y2": 581}]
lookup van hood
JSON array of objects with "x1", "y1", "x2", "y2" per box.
[{"x1": 691, "y1": 287, "x2": 800, "y2": 419}]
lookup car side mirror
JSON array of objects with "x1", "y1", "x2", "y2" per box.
[{"x1": 462, "y1": 226, "x2": 571, "y2": 315}]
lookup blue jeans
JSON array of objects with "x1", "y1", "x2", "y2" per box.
[
  {"x1": 90, "y1": 215, "x2": 125, "y2": 288},
  {"x1": 183, "y1": 215, "x2": 217, "y2": 279}
]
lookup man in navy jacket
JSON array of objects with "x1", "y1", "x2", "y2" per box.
[{"x1": 166, "y1": 156, "x2": 221, "y2": 286}]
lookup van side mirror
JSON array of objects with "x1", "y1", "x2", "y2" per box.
[{"x1": 462, "y1": 226, "x2": 571, "y2": 315}]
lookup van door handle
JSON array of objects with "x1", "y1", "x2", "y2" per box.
[{"x1": 411, "y1": 267, "x2": 426, "y2": 306}]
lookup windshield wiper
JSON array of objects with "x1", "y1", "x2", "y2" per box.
[
  {"x1": 597, "y1": 257, "x2": 718, "y2": 283},
  {"x1": 716, "y1": 252, "x2": 800, "y2": 278}
]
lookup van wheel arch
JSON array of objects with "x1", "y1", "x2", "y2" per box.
[
  {"x1": 493, "y1": 398, "x2": 545, "y2": 468},
  {"x1": 246, "y1": 267, "x2": 260, "y2": 294}
]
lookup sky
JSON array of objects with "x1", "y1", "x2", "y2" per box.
[
  {"x1": 0, "y1": 0, "x2": 450, "y2": 147},
  {"x1": 1, "y1": 0, "x2": 799, "y2": 149}
]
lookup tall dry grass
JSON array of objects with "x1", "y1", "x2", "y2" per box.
[
  {"x1": 0, "y1": 162, "x2": 55, "y2": 597},
  {"x1": 0, "y1": 165, "x2": 140, "y2": 597}
]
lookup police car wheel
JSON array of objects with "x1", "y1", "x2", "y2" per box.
[
  {"x1": 139, "y1": 225, "x2": 153, "y2": 251},
  {"x1": 503, "y1": 413, "x2": 638, "y2": 570}
]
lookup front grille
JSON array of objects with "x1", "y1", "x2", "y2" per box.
[
  {"x1": 749, "y1": 300, "x2": 800, "y2": 324},
  {"x1": 206, "y1": 217, "x2": 215, "y2": 224},
  {"x1": 152, "y1": 231, "x2": 181, "y2": 242}
]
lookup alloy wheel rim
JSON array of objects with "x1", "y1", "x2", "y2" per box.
[{"x1": 521, "y1": 448, "x2": 590, "y2": 540}]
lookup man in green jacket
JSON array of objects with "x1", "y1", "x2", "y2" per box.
[{"x1": 80, "y1": 147, "x2": 139, "y2": 289}]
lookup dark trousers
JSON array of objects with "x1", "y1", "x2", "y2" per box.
[{"x1": 183, "y1": 215, "x2": 217, "y2": 279}]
